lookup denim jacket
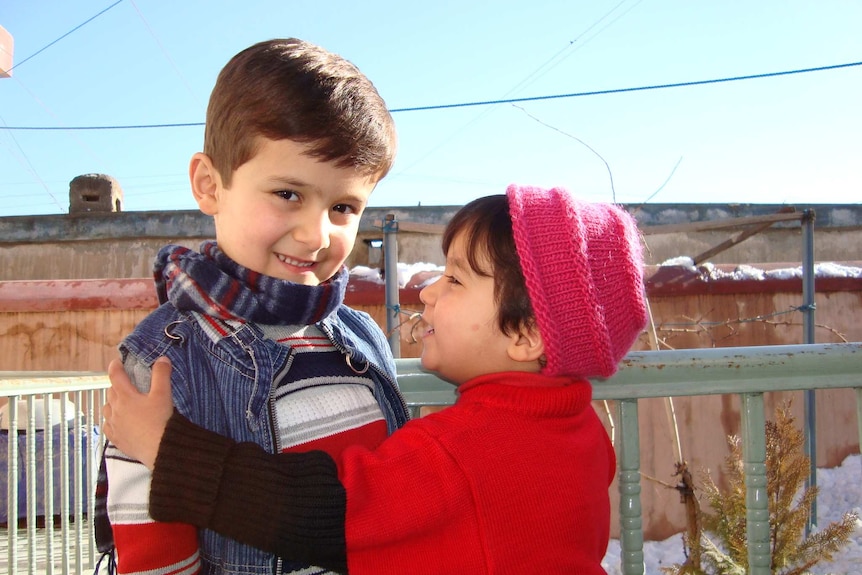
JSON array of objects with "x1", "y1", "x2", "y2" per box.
[{"x1": 117, "y1": 302, "x2": 410, "y2": 575}]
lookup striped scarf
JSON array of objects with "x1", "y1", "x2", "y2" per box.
[{"x1": 153, "y1": 241, "x2": 346, "y2": 325}]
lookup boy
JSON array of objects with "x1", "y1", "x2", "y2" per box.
[
  {"x1": 103, "y1": 185, "x2": 648, "y2": 574},
  {"x1": 98, "y1": 38, "x2": 409, "y2": 575}
]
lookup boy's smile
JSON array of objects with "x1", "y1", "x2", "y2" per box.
[{"x1": 191, "y1": 138, "x2": 378, "y2": 286}]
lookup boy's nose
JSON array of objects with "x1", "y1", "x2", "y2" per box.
[{"x1": 294, "y1": 212, "x2": 331, "y2": 251}]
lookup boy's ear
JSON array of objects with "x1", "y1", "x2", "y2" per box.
[
  {"x1": 507, "y1": 322, "x2": 545, "y2": 366},
  {"x1": 189, "y1": 152, "x2": 221, "y2": 215}
]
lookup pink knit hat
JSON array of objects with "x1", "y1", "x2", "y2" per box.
[{"x1": 507, "y1": 184, "x2": 647, "y2": 379}]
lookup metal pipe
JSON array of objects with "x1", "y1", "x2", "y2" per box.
[
  {"x1": 802, "y1": 209, "x2": 817, "y2": 532},
  {"x1": 383, "y1": 214, "x2": 401, "y2": 358}
]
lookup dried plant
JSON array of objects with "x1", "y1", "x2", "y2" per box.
[{"x1": 663, "y1": 403, "x2": 858, "y2": 575}]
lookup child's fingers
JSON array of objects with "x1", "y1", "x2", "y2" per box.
[
  {"x1": 107, "y1": 358, "x2": 136, "y2": 398},
  {"x1": 150, "y1": 357, "x2": 174, "y2": 402}
]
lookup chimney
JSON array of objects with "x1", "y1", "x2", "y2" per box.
[{"x1": 69, "y1": 174, "x2": 124, "y2": 213}]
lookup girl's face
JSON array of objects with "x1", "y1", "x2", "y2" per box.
[{"x1": 418, "y1": 230, "x2": 517, "y2": 385}]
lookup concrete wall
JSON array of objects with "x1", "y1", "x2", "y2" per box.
[
  {"x1": 1, "y1": 270, "x2": 860, "y2": 542},
  {"x1": 1, "y1": 203, "x2": 859, "y2": 281}
]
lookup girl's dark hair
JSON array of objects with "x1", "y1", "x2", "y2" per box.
[{"x1": 442, "y1": 194, "x2": 534, "y2": 336}]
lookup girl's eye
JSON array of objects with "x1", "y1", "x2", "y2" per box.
[
  {"x1": 444, "y1": 274, "x2": 461, "y2": 286},
  {"x1": 275, "y1": 190, "x2": 300, "y2": 202}
]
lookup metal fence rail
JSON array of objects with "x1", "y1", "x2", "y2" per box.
[
  {"x1": 1, "y1": 375, "x2": 109, "y2": 575},
  {"x1": 2, "y1": 343, "x2": 861, "y2": 575},
  {"x1": 394, "y1": 342, "x2": 862, "y2": 575}
]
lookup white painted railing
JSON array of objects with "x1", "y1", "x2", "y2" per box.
[{"x1": 0, "y1": 374, "x2": 108, "y2": 575}]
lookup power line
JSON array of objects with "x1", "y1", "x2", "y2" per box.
[
  {"x1": 507, "y1": 0, "x2": 646, "y2": 95},
  {"x1": 0, "y1": 122, "x2": 203, "y2": 131},
  {"x1": 129, "y1": 0, "x2": 200, "y2": 105},
  {"x1": 390, "y1": 60, "x2": 862, "y2": 113},
  {"x1": 6, "y1": 0, "x2": 126, "y2": 74},
  {"x1": 0, "y1": 114, "x2": 65, "y2": 210},
  {"x1": 395, "y1": 0, "x2": 641, "y2": 178},
  {"x1": 1, "y1": 59, "x2": 860, "y2": 131}
]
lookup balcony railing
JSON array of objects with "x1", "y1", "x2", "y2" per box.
[
  {"x1": 0, "y1": 374, "x2": 107, "y2": 575},
  {"x1": 2, "y1": 342, "x2": 861, "y2": 575}
]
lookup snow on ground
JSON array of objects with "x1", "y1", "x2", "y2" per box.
[
  {"x1": 353, "y1": 260, "x2": 862, "y2": 290},
  {"x1": 658, "y1": 257, "x2": 862, "y2": 281},
  {"x1": 350, "y1": 262, "x2": 443, "y2": 287},
  {"x1": 602, "y1": 454, "x2": 862, "y2": 574}
]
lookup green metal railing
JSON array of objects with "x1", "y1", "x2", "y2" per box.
[
  {"x1": 395, "y1": 342, "x2": 862, "y2": 575},
  {"x1": 2, "y1": 342, "x2": 861, "y2": 575}
]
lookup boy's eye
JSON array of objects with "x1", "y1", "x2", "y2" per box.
[
  {"x1": 275, "y1": 190, "x2": 300, "y2": 202},
  {"x1": 333, "y1": 203, "x2": 359, "y2": 215}
]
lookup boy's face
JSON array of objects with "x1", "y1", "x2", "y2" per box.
[
  {"x1": 417, "y1": 231, "x2": 519, "y2": 384},
  {"x1": 192, "y1": 138, "x2": 378, "y2": 285}
]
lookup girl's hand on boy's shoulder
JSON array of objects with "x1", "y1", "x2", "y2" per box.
[{"x1": 103, "y1": 357, "x2": 175, "y2": 470}]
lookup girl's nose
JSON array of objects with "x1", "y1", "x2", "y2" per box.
[{"x1": 419, "y1": 274, "x2": 442, "y2": 305}]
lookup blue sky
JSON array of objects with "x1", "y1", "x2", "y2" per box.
[{"x1": 1, "y1": 1, "x2": 860, "y2": 217}]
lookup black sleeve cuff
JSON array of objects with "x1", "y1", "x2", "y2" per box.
[{"x1": 149, "y1": 411, "x2": 348, "y2": 573}]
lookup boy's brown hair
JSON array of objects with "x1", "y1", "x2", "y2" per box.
[{"x1": 204, "y1": 38, "x2": 397, "y2": 187}]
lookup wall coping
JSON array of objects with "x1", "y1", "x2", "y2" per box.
[
  {"x1": 2, "y1": 263, "x2": 860, "y2": 312},
  {"x1": 2, "y1": 204, "x2": 861, "y2": 245}
]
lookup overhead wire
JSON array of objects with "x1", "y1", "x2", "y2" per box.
[
  {"x1": 507, "y1": 0, "x2": 645, "y2": 95},
  {"x1": 5, "y1": 0, "x2": 125, "y2": 75},
  {"x1": 394, "y1": 0, "x2": 641, "y2": 176},
  {"x1": 2, "y1": 60, "x2": 859, "y2": 131},
  {"x1": 129, "y1": 0, "x2": 200, "y2": 105},
  {"x1": 1, "y1": 0, "x2": 128, "y2": 212},
  {"x1": 388, "y1": 60, "x2": 862, "y2": 113},
  {"x1": 0, "y1": 114, "x2": 64, "y2": 210}
]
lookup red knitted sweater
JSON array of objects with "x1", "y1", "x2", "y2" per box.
[{"x1": 150, "y1": 371, "x2": 615, "y2": 574}]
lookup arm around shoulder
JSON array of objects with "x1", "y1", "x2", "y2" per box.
[{"x1": 149, "y1": 412, "x2": 349, "y2": 574}]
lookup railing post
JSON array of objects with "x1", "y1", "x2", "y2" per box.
[
  {"x1": 617, "y1": 398, "x2": 644, "y2": 575},
  {"x1": 740, "y1": 392, "x2": 770, "y2": 574},
  {"x1": 801, "y1": 208, "x2": 817, "y2": 533},
  {"x1": 383, "y1": 214, "x2": 401, "y2": 358},
  {"x1": 857, "y1": 388, "x2": 862, "y2": 460},
  {"x1": 26, "y1": 395, "x2": 37, "y2": 572},
  {"x1": 7, "y1": 395, "x2": 18, "y2": 574}
]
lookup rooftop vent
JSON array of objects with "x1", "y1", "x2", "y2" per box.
[{"x1": 69, "y1": 174, "x2": 124, "y2": 213}]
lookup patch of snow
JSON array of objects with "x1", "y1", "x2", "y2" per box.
[
  {"x1": 349, "y1": 265, "x2": 383, "y2": 283},
  {"x1": 350, "y1": 263, "x2": 444, "y2": 288},
  {"x1": 656, "y1": 259, "x2": 862, "y2": 282},
  {"x1": 360, "y1": 260, "x2": 862, "y2": 291},
  {"x1": 397, "y1": 262, "x2": 443, "y2": 288},
  {"x1": 603, "y1": 454, "x2": 862, "y2": 575},
  {"x1": 659, "y1": 256, "x2": 696, "y2": 268}
]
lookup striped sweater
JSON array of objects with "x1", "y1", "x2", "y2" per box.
[{"x1": 105, "y1": 321, "x2": 388, "y2": 575}]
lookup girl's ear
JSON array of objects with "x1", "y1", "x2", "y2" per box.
[
  {"x1": 189, "y1": 153, "x2": 221, "y2": 215},
  {"x1": 507, "y1": 322, "x2": 545, "y2": 366}
]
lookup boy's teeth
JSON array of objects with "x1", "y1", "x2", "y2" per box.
[{"x1": 278, "y1": 254, "x2": 313, "y2": 267}]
